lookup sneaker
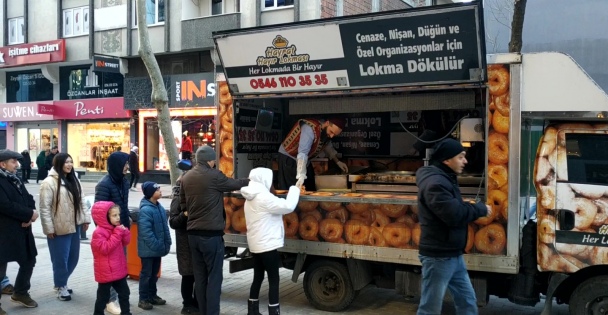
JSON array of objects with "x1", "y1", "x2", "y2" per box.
[
  {"x1": 53, "y1": 286, "x2": 73, "y2": 294},
  {"x1": 150, "y1": 296, "x2": 166, "y2": 305},
  {"x1": 1, "y1": 284, "x2": 14, "y2": 295},
  {"x1": 106, "y1": 301, "x2": 121, "y2": 314},
  {"x1": 0, "y1": 305, "x2": 6, "y2": 315},
  {"x1": 10, "y1": 292, "x2": 38, "y2": 308},
  {"x1": 57, "y1": 286, "x2": 71, "y2": 301},
  {"x1": 138, "y1": 300, "x2": 154, "y2": 310},
  {"x1": 130, "y1": 188, "x2": 138, "y2": 192}
]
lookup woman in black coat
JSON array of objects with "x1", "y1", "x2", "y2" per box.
[
  {"x1": 20, "y1": 150, "x2": 32, "y2": 184},
  {"x1": 36, "y1": 150, "x2": 49, "y2": 184},
  {"x1": 169, "y1": 173, "x2": 199, "y2": 314}
]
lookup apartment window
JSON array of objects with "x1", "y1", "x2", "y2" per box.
[
  {"x1": 63, "y1": 6, "x2": 90, "y2": 37},
  {"x1": 263, "y1": 0, "x2": 294, "y2": 10},
  {"x1": 133, "y1": 0, "x2": 165, "y2": 26},
  {"x1": 212, "y1": 0, "x2": 223, "y2": 15},
  {"x1": 8, "y1": 17, "x2": 25, "y2": 45}
]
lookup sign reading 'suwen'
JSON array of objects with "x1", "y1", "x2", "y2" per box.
[{"x1": 213, "y1": 3, "x2": 486, "y2": 95}]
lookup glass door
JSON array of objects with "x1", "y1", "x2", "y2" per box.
[{"x1": 16, "y1": 127, "x2": 59, "y2": 169}]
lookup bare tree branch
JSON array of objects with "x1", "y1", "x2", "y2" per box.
[{"x1": 136, "y1": 0, "x2": 180, "y2": 185}]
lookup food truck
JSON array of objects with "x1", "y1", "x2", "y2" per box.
[{"x1": 212, "y1": 3, "x2": 608, "y2": 314}]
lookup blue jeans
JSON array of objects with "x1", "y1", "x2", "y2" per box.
[
  {"x1": 189, "y1": 235, "x2": 224, "y2": 315},
  {"x1": 47, "y1": 226, "x2": 81, "y2": 287},
  {"x1": 1, "y1": 276, "x2": 9, "y2": 289},
  {"x1": 139, "y1": 257, "x2": 161, "y2": 301},
  {"x1": 417, "y1": 255, "x2": 478, "y2": 315}
]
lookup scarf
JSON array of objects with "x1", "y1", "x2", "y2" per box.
[{"x1": 0, "y1": 167, "x2": 23, "y2": 193}]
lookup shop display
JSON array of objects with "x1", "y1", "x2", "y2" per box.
[{"x1": 67, "y1": 122, "x2": 130, "y2": 171}]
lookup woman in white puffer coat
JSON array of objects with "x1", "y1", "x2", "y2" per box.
[
  {"x1": 39, "y1": 153, "x2": 90, "y2": 301},
  {"x1": 240, "y1": 167, "x2": 300, "y2": 315}
]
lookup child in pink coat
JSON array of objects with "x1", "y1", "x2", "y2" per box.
[{"x1": 91, "y1": 201, "x2": 132, "y2": 315}]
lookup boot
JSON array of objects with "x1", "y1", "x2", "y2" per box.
[
  {"x1": 268, "y1": 304, "x2": 280, "y2": 315},
  {"x1": 247, "y1": 299, "x2": 262, "y2": 315}
]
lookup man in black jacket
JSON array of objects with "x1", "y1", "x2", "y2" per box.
[
  {"x1": 128, "y1": 146, "x2": 140, "y2": 191},
  {"x1": 415, "y1": 139, "x2": 491, "y2": 315},
  {"x1": 0, "y1": 150, "x2": 39, "y2": 313},
  {"x1": 45, "y1": 146, "x2": 58, "y2": 171},
  {"x1": 180, "y1": 145, "x2": 248, "y2": 315}
]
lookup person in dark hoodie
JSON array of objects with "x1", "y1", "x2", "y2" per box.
[
  {"x1": 415, "y1": 138, "x2": 492, "y2": 315},
  {"x1": 94, "y1": 151, "x2": 130, "y2": 315}
]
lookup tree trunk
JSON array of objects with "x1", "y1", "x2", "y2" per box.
[
  {"x1": 136, "y1": 0, "x2": 180, "y2": 185},
  {"x1": 509, "y1": 0, "x2": 527, "y2": 53}
]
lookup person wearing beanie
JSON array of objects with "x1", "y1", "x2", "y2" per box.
[
  {"x1": 415, "y1": 138, "x2": 492, "y2": 315},
  {"x1": 180, "y1": 145, "x2": 249, "y2": 315},
  {"x1": 277, "y1": 117, "x2": 349, "y2": 191},
  {"x1": 137, "y1": 182, "x2": 171, "y2": 310}
]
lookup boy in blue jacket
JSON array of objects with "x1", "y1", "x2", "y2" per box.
[{"x1": 137, "y1": 182, "x2": 172, "y2": 311}]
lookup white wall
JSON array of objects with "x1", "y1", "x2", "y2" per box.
[
  {"x1": 240, "y1": 0, "x2": 256, "y2": 28},
  {"x1": 64, "y1": 0, "x2": 89, "y2": 9},
  {"x1": 170, "y1": 0, "x2": 182, "y2": 52},
  {"x1": 261, "y1": 7, "x2": 294, "y2": 26},
  {"x1": 29, "y1": 0, "x2": 58, "y2": 42},
  {"x1": 131, "y1": 26, "x2": 165, "y2": 54},
  {"x1": 182, "y1": 0, "x2": 200, "y2": 20},
  {"x1": 65, "y1": 36, "x2": 90, "y2": 61},
  {"x1": 95, "y1": 5, "x2": 128, "y2": 31},
  {"x1": 7, "y1": 0, "x2": 24, "y2": 19},
  {"x1": 300, "y1": 0, "x2": 320, "y2": 21}
]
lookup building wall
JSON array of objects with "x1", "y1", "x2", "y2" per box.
[
  {"x1": 381, "y1": 0, "x2": 410, "y2": 11},
  {"x1": 28, "y1": 1, "x2": 58, "y2": 43},
  {"x1": 320, "y1": 0, "x2": 336, "y2": 19},
  {"x1": 342, "y1": 0, "x2": 372, "y2": 16}
]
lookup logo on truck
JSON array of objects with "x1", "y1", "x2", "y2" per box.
[{"x1": 256, "y1": 35, "x2": 310, "y2": 67}]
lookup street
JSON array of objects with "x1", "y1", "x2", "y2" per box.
[{"x1": 1, "y1": 182, "x2": 569, "y2": 315}]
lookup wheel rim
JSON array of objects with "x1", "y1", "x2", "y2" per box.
[
  {"x1": 588, "y1": 296, "x2": 608, "y2": 315},
  {"x1": 311, "y1": 268, "x2": 345, "y2": 304}
]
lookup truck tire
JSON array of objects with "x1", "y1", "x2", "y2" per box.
[
  {"x1": 569, "y1": 275, "x2": 608, "y2": 315},
  {"x1": 303, "y1": 260, "x2": 356, "y2": 312}
]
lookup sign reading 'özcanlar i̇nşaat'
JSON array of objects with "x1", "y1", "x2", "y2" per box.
[{"x1": 213, "y1": 3, "x2": 486, "y2": 95}]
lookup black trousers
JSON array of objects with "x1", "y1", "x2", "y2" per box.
[
  {"x1": 181, "y1": 275, "x2": 198, "y2": 307},
  {"x1": 249, "y1": 250, "x2": 281, "y2": 305},
  {"x1": 94, "y1": 277, "x2": 130, "y2": 315},
  {"x1": 21, "y1": 169, "x2": 31, "y2": 182},
  {"x1": 277, "y1": 154, "x2": 316, "y2": 190},
  {"x1": 182, "y1": 151, "x2": 192, "y2": 160},
  {"x1": 0, "y1": 257, "x2": 36, "y2": 305},
  {"x1": 130, "y1": 172, "x2": 140, "y2": 188}
]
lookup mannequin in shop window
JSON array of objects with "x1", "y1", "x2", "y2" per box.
[{"x1": 181, "y1": 131, "x2": 193, "y2": 161}]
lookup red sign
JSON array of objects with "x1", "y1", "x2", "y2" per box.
[
  {"x1": 0, "y1": 39, "x2": 66, "y2": 68},
  {"x1": 53, "y1": 98, "x2": 131, "y2": 120},
  {"x1": 37, "y1": 104, "x2": 55, "y2": 115}
]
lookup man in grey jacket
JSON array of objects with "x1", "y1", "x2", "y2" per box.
[{"x1": 180, "y1": 145, "x2": 248, "y2": 315}]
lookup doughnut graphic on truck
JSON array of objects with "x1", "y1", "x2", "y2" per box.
[{"x1": 212, "y1": 2, "x2": 608, "y2": 314}]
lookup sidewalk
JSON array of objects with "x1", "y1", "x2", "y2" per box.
[{"x1": 0, "y1": 182, "x2": 569, "y2": 315}]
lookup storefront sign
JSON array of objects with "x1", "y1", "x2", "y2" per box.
[
  {"x1": 0, "y1": 39, "x2": 66, "y2": 68},
  {"x1": 0, "y1": 102, "x2": 54, "y2": 121},
  {"x1": 53, "y1": 97, "x2": 131, "y2": 119},
  {"x1": 7, "y1": 70, "x2": 54, "y2": 103},
  {"x1": 93, "y1": 55, "x2": 121, "y2": 73},
  {"x1": 37, "y1": 104, "x2": 55, "y2": 115},
  {"x1": 214, "y1": 3, "x2": 485, "y2": 95},
  {"x1": 170, "y1": 73, "x2": 216, "y2": 108},
  {"x1": 60, "y1": 65, "x2": 123, "y2": 100}
]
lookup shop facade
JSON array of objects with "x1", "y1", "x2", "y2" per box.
[
  {"x1": 53, "y1": 97, "x2": 132, "y2": 171},
  {"x1": 125, "y1": 72, "x2": 217, "y2": 175}
]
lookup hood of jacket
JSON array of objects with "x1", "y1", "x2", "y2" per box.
[
  {"x1": 107, "y1": 152, "x2": 129, "y2": 184},
  {"x1": 241, "y1": 168, "x2": 272, "y2": 201},
  {"x1": 91, "y1": 201, "x2": 115, "y2": 230}
]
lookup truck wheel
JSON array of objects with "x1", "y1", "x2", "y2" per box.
[
  {"x1": 569, "y1": 276, "x2": 608, "y2": 315},
  {"x1": 303, "y1": 260, "x2": 355, "y2": 312}
]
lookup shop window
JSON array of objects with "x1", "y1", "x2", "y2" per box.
[
  {"x1": 67, "y1": 122, "x2": 130, "y2": 171},
  {"x1": 565, "y1": 133, "x2": 608, "y2": 185},
  {"x1": 59, "y1": 65, "x2": 124, "y2": 100},
  {"x1": 6, "y1": 70, "x2": 53, "y2": 103},
  {"x1": 8, "y1": 17, "x2": 25, "y2": 45},
  {"x1": 63, "y1": 6, "x2": 90, "y2": 37},
  {"x1": 263, "y1": 0, "x2": 294, "y2": 10},
  {"x1": 133, "y1": 0, "x2": 165, "y2": 26},
  {"x1": 212, "y1": 0, "x2": 223, "y2": 15}
]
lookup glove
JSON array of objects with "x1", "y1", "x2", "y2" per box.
[
  {"x1": 295, "y1": 177, "x2": 305, "y2": 189},
  {"x1": 336, "y1": 161, "x2": 348, "y2": 173},
  {"x1": 296, "y1": 157, "x2": 307, "y2": 181}
]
